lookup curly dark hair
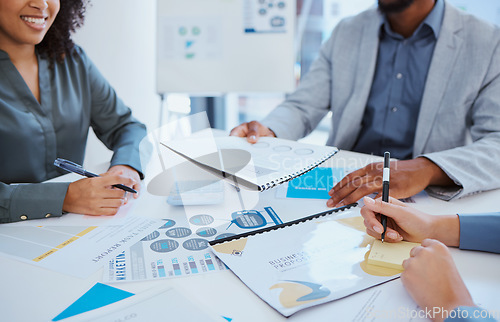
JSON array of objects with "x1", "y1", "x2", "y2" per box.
[{"x1": 36, "y1": 0, "x2": 89, "y2": 64}]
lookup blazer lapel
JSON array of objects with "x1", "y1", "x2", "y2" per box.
[{"x1": 413, "y1": 3, "x2": 464, "y2": 156}]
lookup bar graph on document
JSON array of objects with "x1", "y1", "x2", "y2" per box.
[{"x1": 104, "y1": 206, "x2": 282, "y2": 283}]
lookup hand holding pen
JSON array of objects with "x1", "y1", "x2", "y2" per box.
[
  {"x1": 54, "y1": 158, "x2": 137, "y2": 193},
  {"x1": 54, "y1": 158, "x2": 139, "y2": 216}
]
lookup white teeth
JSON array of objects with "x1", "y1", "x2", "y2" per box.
[{"x1": 21, "y1": 16, "x2": 45, "y2": 25}]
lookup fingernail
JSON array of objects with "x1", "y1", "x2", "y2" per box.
[
  {"x1": 364, "y1": 196, "x2": 375, "y2": 205},
  {"x1": 388, "y1": 232, "x2": 398, "y2": 239},
  {"x1": 373, "y1": 225, "x2": 383, "y2": 234},
  {"x1": 249, "y1": 135, "x2": 256, "y2": 140},
  {"x1": 326, "y1": 200, "x2": 333, "y2": 207}
]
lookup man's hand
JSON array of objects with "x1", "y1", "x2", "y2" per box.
[
  {"x1": 230, "y1": 120, "x2": 276, "y2": 143},
  {"x1": 402, "y1": 239, "x2": 475, "y2": 320},
  {"x1": 327, "y1": 157, "x2": 453, "y2": 208}
]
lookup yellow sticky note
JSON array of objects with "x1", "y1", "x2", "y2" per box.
[{"x1": 367, "y1": 240, "x2": 420, "y2": 270}]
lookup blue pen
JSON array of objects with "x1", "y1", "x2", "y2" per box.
[{"x1": 54, "y1": 158, "x2": 137, "y2": 194}]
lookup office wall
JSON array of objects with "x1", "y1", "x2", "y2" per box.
[
  {"x1": 156, "y1": 0, "x2": 296, "y2": 93},
  {"x1": 73, "y1": 1, "x2": 159, "y2": 168}
]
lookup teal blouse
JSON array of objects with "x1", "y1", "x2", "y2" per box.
[{"x1": 0, "y1": 46, "x2": 147, "y2": 223}]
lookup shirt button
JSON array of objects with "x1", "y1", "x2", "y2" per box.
[
  {"x1": 391, "y1": 107, "x2": 398, "y2": 112},
  {"x1": 20, "y1": 215, "x2": 28, "y2": 220},
  {"x1": 45, "y1": 213, "x2": 52, "y2": 218},
  {"x1": 396, "y1": 73, "x2": 403, "y2": 79}
]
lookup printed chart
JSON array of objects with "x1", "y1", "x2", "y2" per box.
[
  {"x1": 0, "y1": 216, "x2": 160, "y2": 278},
  {"x1": 105, "y1": 206, "x2": 283, "y2": 282}
]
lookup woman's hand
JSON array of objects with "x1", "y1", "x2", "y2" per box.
[
  {"x1": 360, "y1": 196, "x2": 460, "y2": 246},
  {"x1": 401, "y1": 239, "x2": 475, "y2": 320},
  {"x1": 105, "y1": 165, "x2": 141, "y2": 199},
  {"x1": 62, "y1": 165, "x2": 140, "y2": 216}
]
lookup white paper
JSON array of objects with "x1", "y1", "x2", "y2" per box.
[
  {"x1": 211, "y1": 215, "x2": 401, "y2": 317},
  {"x1": 163, "y1": 136, "x2": 338, "y2": 191},
  {"x1": 62, "y1": 286, "x2": 226, "y2": 322},
  {"x1": 0, "y1": 216, "x2": 161, "y2": 278},
  {"x1": 288, "y1": 279, "x2": 425, "y2": 322}
]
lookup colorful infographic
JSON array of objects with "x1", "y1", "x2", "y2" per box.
[{"x1": 104, "y1": 206, "x2": 283, "y2": 283}]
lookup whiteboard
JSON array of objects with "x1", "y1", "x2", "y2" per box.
[{"x1": 156, "y1": 0, "x2": 296, "y2": 94}]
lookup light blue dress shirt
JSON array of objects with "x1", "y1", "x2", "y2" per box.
[
  {"x1": 353, "y1": 0, "x2": 444, "y2": 160},
  {"x1": 0, "y1": 46, "x2": 147, "y2": 223}
]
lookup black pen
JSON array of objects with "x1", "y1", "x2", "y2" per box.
[
  {"x1": 54, "y1": 158, "x2": 137, "y2": 194},
  {"x1": 381, "y1": 152, "x2": 390, "y2": 242}
]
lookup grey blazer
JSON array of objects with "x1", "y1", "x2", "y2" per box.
[{"x1": 262, "y1": 2, "x2": 500, "y2": 200}]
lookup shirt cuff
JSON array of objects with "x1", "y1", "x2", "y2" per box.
[
  {"x1": 458, "y1": 213, "x2": 500, "y2": 254},
  {"x1": 444, "y1": 306, "x2": 497, "y2": 321}
]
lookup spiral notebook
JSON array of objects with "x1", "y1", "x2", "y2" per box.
[
  {"x1": 209, "y1": 204, "x2": 402, "y2": 317},
  {"x1": 161, "y1": 136, "x2": 338, "y2": 191}
]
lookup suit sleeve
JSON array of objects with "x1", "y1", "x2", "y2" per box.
[
  {"x1": 422, "y1": 41, "x2": 500, "y2": 200},
  {"x1": 458, "y1": 212, "x2": 500, "y2": 254}
]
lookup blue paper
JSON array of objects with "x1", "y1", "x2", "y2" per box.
[
  {"x1": 52, "y1": 283, "x2": 134, "y2": 321},
  {"x1": 286, "y1": 168, "x2": 345, "y2": 199}
]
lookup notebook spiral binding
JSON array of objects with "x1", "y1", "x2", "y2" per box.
[
  {"x1": 257, "y1": 149, "x2": 339, "y2": 191},
  {"x1": 209, "y1": 202, "x2": 358, "y2": 246}
]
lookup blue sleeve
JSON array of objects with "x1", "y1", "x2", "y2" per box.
[
  {"x1": 445, "y1": 306, "x2": 497, "y2": 321},
  {"x1": 458, "y1": 212, "x2": 500, "y2": 253}
]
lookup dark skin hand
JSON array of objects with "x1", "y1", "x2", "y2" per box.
[
  {"x1": 327, "y1": 157, "x2": 454, "y2": 207},
  {"x1": 230, "y1": 120, "x2": 276, "y2": 143}
]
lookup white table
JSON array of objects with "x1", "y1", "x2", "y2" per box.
[{"x1": 1, "y1": 151, "x2": 499, "y2": 321}]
